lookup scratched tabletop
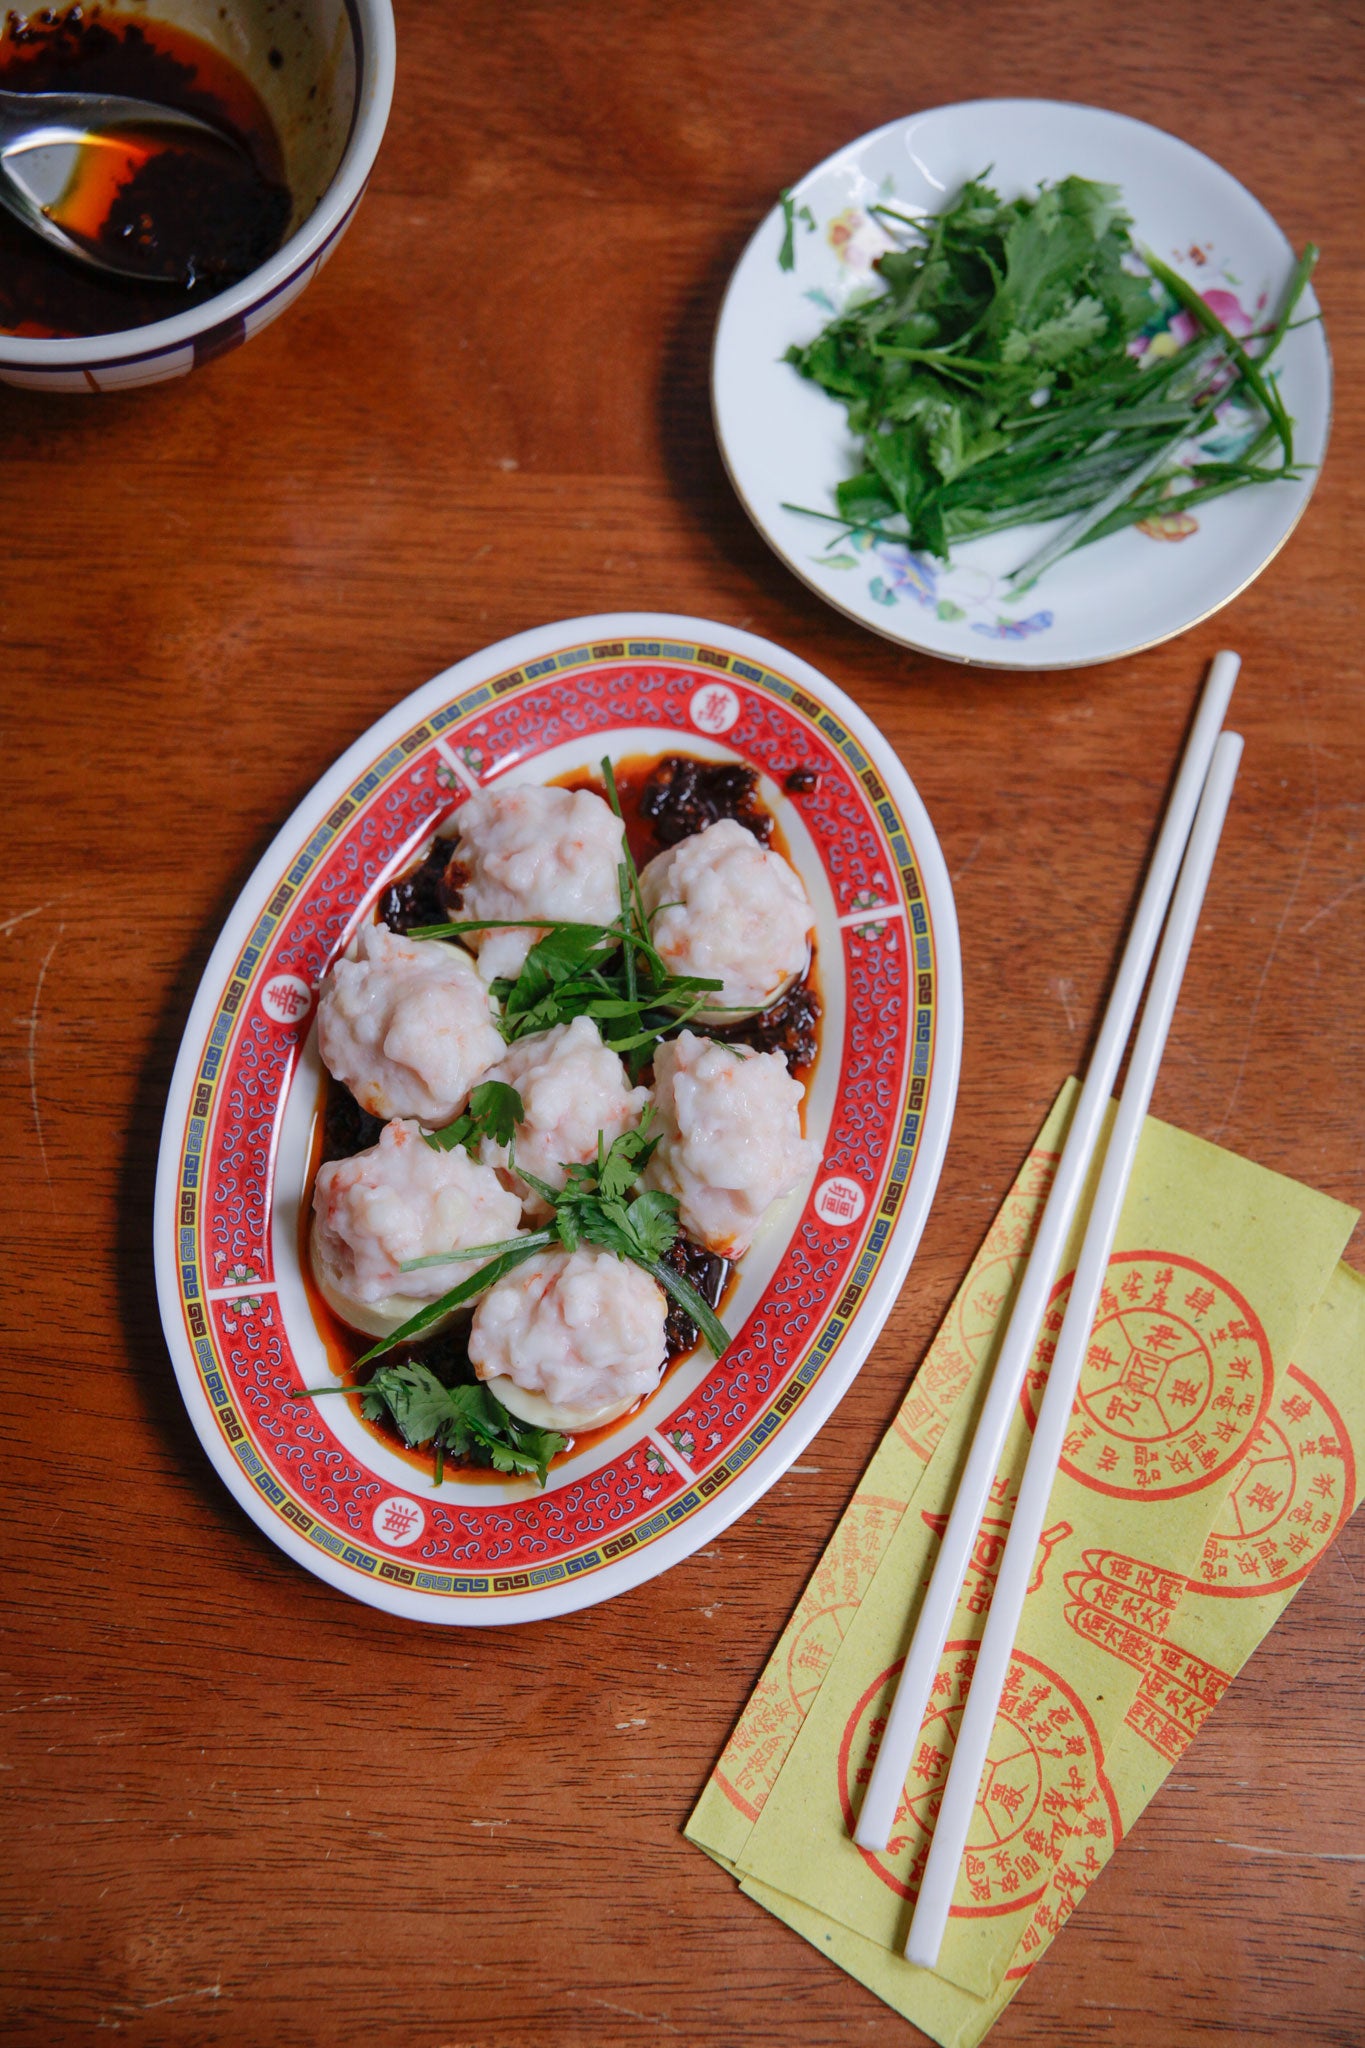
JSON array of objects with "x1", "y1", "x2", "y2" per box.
[{"x1": 3, "y1": 4, "x2": 1363, "y2": 2043}]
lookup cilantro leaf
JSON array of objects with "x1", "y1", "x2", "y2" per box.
[
  {"x1": 360, "y1": 1359, "x2": 457, "y2": 1442},
  {"x1": 595, "y1": 1112, "x2": 660, "y2": 1199},
  {"x1": 492, "y1": 921, "x2": 620, "y2": 1026},
  {"x1": 426, "y1": 1080, "x2": 525, "y2": 1155},
  {"x1": 622, "y1": 1189, "x2": 682, "y2": 1262},
  {"x1": 999, "y1": 294, "x2": 1109, "y2": 370},
  {"x1": 362, "y1": 1362, "x2": 566, "y2": 1487}
]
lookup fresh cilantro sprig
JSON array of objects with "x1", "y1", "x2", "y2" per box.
[
  {"x1": 783, "y1": 173, "x2": 1318, "y2": 583},
  {"x1": 396, "y1": 1114, "x2": 732, "y2": 1360},
  {"x1": 362, "y1": 1364, "x2": 563, "y2": 1486},
  {"x1": 294, "y1": 1118, "x2": 731, "y2": 1487},
  {"x1": 294, "y1": 1358, "x2": 565, "y2": 1487}
]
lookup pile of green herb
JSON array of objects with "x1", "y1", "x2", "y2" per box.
[
  {"x1": 295, "y1": 1101, "x2": 730, "y2": 1489},
  {"x1": 782, "y1": 174, "x2": 1316, "y2": 589}
]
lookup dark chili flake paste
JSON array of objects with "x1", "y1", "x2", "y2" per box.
[
  {"x1": 321, "y1": 1083, "x2": 384, "y2": 1165},
  {"x1": 378, "y1": 839, "x2": 467, "y2": 935},
  {"x1": 639, "y1": 755, "x2": 773, "y2": 847},
  {"x1": 785, "y1": 766, "x2": 821, "y2": 794},
  {"x1": 661, "y1": 1237, "x2": 733, "y2": 1359},
  {"x1": 719, "y1": 980, "x2": 821, "y2": 1072},
  {"x1": 103, "y1": 144, "x2": 290, "y2": 286}
]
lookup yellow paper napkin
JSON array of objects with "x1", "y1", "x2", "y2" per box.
[
  {"x1": 688, "y1": 1087, "x2": 1362, "y2": 2043},
  {"x1": 727, "y1": 1265, "x2": 1365, "y2": 2045}
]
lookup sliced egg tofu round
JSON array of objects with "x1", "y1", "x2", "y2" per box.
[
  {"x1": 310, "y1": 1219, "x2": 468, "y2": 1341},
  {"x1": 482, "y1": 1372, "x2": 641, "y2": 1434},
  {"x1": 694, "y1": 946, "x2": 810, "y2": 1026}
]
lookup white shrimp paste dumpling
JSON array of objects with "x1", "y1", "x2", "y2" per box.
[
  {"x1": 646, "y1": 1030, "x2": 817, "y2": 1259},
  {"x1": 638, "y1": 817, "x2": 813, "y2": 1017},
  {"x1": 478, "y1": 1014, "x2": 651, "y2": 1219},
  {"x1": 312, "y1": 1119, "x2": 524, "y2": 1337},
  {"x1": 452, "y1": 782, "x2": 625, "y2": 982},
  {"x1": 469, "y1": 1247, "x2": 668, "y2": 1429},
  {"x1": 317, "y1": 921, "x2": 504, "y2": 1126}
]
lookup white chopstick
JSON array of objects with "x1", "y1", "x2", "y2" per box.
[
  {"x1": 904, "y1": 726, "x2": 1243, "y2": 1966},
  {"x1": 853, "y1": 650, "x2": 1241, "y2": 1859}
]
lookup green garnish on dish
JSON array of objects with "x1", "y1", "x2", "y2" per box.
[
  {"x1": 362, "y1": 1362, "x2": 565, "y2": 1488},
  {"x1": 294, "y1": 1112, "x2": 730, "y2": 1487},
  {"x1": 423, "y1": 1078, "x2": 525, "y2": 1156},
  {"x1": 782, "y1": 174, "x2": 1317, "y2": 590},
  {"x1": 294, "y1": 1341, "x2": 568, "y2": 1490},
  {"x1": 410, "y1": 756, "x2": 728, "y2": 1079},
  {"x1": 390, "y1": 1109, "x2": 731, "y2": 1362}
]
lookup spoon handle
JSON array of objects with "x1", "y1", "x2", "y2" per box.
[{"x1": 0, "y1": 86, "x2": 228, "y2": 151}]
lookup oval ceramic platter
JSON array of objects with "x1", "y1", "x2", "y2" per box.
[
  {"x1": 154, "y1": 614, "x2": 962, "y2": 1625},
  {"x1": 713, "y1": 100, "x2": 1331, "y2": 670}
]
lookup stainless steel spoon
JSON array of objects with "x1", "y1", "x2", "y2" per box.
[{"x1": 0, "y1": 86, "x2": 242, "y2": 282}]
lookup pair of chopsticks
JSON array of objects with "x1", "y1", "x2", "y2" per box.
[{"x1": 855, "y1": 650, "x2": 1244, "y2": 1969}]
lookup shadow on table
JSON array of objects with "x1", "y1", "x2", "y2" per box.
[
  {"x1": 655, "y1": 223, "x2": 838, "y2": 639},
  {"x1": 114, "y1": 825, "x2": 300, "y2": 1577}
]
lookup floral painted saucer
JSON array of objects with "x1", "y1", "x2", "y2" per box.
[
  {"x1": 712, "y1": 101, "x2": 1331, "y2": 670},
  {"x1": 153, "y1": 615, "x2": 962, "y2": 1624}
]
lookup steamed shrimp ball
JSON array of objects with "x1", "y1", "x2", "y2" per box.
[
  {"x1": 311, "y1": 1119, "x2": 524, "y2": 1338},
  {"x1": 317, "y1": 921, "x2": 503, "y2": 1125},
  {"x1": 478, "y1": 1014, "x2": 651, "y2": 1220},
  {"x1": 646, "y1": 1030, "x2": 817, "y2": 1259},
  {"x1": 638, "y1": 818, "x2": 813, "y2": 1018},
  {"x1": 452, "y1": 782, "x2": 625, "y2": 983},
  {"x1": 469, "y1": 1247, "x2": 668, "y2": 1430}
]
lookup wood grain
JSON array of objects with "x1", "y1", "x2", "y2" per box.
[{"x1": 2, "y1": 2, "x2": 1362, "y2": 2042}]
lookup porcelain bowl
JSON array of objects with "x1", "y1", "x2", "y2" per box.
[{"x1": 0, "y1": 0, "x2": 395, "y2": 392}]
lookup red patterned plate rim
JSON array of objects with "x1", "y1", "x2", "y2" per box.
[{"x1": 153, "y1": 613, "x2": 963, "y2": 1624}]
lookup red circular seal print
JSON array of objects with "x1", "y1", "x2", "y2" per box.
[
  {"x1": 839, "y1": 1642, "x2": 1120, "y2": 1915},
  {"x1": 1023, "y1": 1251, "x2": 1274, "y2": 1501},
  {"x1": 787, "y1": 1602, "x2": 859, "y2": 1715},
  {"x1": 1188, "y1": 1365, "x2": 1356, "y2": 1597}
]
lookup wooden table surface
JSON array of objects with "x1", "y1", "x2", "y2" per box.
[{"x1": 4, "y1": 3, "x2": 1362, "y2": 2043}]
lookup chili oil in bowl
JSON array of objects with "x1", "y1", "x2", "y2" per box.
[{"x1": 0, "y1": 0, "x2": 395, "y2": 391}]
